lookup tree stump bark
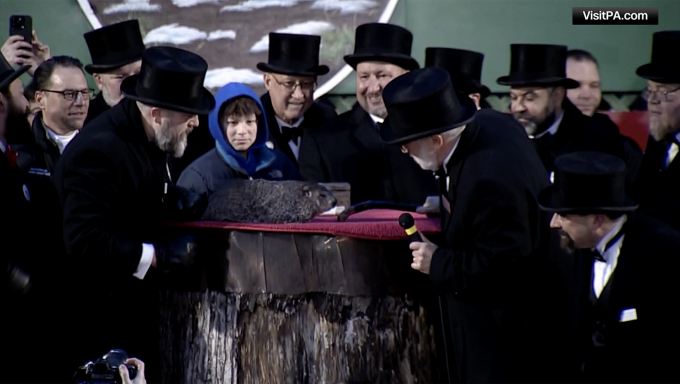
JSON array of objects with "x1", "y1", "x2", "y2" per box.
[{"x1": 158, "y1": 229, "x2": 443, "y2": 383}]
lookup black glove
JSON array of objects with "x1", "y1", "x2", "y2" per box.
[
  {"x1": 154, "y1": 235, "x2": 198, "y2": 274},
  {"x1": 164, "y1": 184, "x2": 208, "y2": 222},
  {"x1": 4, "y1": 260, "x2": 31, "y2": 296}
]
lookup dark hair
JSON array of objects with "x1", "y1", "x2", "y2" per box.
[
  {"x1": 23, "y1": 78, "x2": 38, "y2": 102},
  {"x1": 566, "y1": 49, "x2": 599, "y2": 67},
  {"x1": 219, "y1": 96, "x2": 262, "y2": 123},
  {"x1": 32, "y1": 56, "x2": 84, "y2": 91}
]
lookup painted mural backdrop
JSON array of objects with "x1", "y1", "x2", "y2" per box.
[{"x1": 83, "y1": 0, "x2": 393, "y2": 96}]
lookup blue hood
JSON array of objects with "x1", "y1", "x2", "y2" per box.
[{"x1": 209, "y1": 82, "x2": 275, "y2": 176}]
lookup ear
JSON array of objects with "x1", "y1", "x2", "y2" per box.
[
  {"x1": 93, "y1": 73, "x2": 104, "y2": 91},
  {"x1": 150, "y1": 107, "x2": 163, "y2": 124},
  {"x1": 35, "y1": 90, "x2": 46, "y2": 109},
  {"x1": 432, "y1": 134, "x2": 444, "y2": 149},
  {"x1": 263, "y1": 74, "x2": 272, "y2": 91},
  {"x1": 468, "y1": 93, "x2": 481, "y2": 109},
  {"x1": 553, "y1": 87, "x2": 566, "y2": 106}
]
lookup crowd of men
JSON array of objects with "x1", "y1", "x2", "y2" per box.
[{"x1": 1, "y1": 16, "x2": 679, "y2": 383}]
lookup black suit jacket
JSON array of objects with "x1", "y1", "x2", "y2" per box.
[
  {"x1": 260, "y1": 92, "x2": 337, "y2": 166},
  {"x1": 533, "y1": 100, "x2": 627, "y2": 182},
  {"x1": 572, "y1": 213, "x2": 680, "y2": 383},
  {"x1": 53, "y1": 98, "x2": 166, "y2": 375},
  {"x1": 633, "y1": 135, "x2": 680, "y2": 231},
  {"x1": 429, "y1": 109, "x2": 572, "y2": 383},
  {"x1": 298, "y1": 103, "x2": 438, "y2": 205}
]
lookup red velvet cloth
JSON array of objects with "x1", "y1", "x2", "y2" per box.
[
  {"x1": 602, "y1": 111, "x2": 649, "y2": 150},
  {"x1": 166, "y1": 210, "x2": 441, "y2": 240}
]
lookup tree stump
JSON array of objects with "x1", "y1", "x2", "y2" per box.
[{"x1": 158, "y1": 229, "x2": 442, "y2": 383}]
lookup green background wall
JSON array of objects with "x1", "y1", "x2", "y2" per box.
[{"x1": 2, "y1": 0, "x2": 680, "y2": 104}]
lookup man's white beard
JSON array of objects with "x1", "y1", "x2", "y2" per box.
[
  {"x1": 649, "y1": 116, "x2": 673, "y2": 141},
  {"x1": 155, "y1": 123, "x2": 187, "y2": 158},
  {"x1": 412, "y1": 152, "x2": 439, "y2": 171}
]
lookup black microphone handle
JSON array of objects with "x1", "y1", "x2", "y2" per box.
[{"x1": 409, "y1": 232, "x2": 423, "y2": 243}]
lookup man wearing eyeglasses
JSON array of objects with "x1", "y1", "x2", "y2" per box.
[
  {"x1": 4, "y1": 55, "x2": 90, "y2": 381},
  {"x1": 633, "y1": 31, "x2": 680, "y2": 231},
  {"x1": 298, "y1": 23, "x2": 438, "y2": 206},
  {"x1": 257, "y1": 32, "x2": 337, "y2": 166}
]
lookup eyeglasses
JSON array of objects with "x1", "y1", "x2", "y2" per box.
[
  {"x1": 642, "y1": 86, "x2": 680, "y2": 103},
  {"x1": 41, "y1": 89, "x2": 95, "y2": 101},
  {"x1": 271, "y1": 76, "x2": 317, "y2": 92}
]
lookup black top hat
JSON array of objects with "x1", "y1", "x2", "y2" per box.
[
  {"x1": 84, "y1": 20, "x2": 145, "y2": 74},
  {"x1": 538, "y1": 152, "x2": 638, "y2": 213},
  {"x1": 344, "y1": 23, "x2": 419, "y2": 71},
  {"x1": 256, "y1": 33, "x2": 329, "y2": 77},
  {"x1": 0, "y1": 53, "x2": 29, "y2": 92},
  {"x1": 380, "y1": 67, "x2": 476, "y2": 145},
  {"x1": 121, "y1": 46, "x2": 215, "y2": 115},
  {"x1": 497, "y1": 44, "x2": 579, "y2": 89},
  {"x1": 425, "y1": 47, "x2": 490, "y2": 99},
  {"x1": 636, "y1": 31, "x2": 680, "y2": 84}
]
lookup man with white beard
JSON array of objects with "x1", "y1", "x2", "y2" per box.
[
  {"x1": 497, "y1": 44, "x2": 626, "y2": 186},
  {"x1": 632, "y1": 31, "x2": 680, "y2": 231},
  {"x1": 299, "y1": 23, "x2": 437, "y2": 205},
  {"x1": 381, "y1": 67, "x2": 573, "y2": 383},
  {"x1": 52, "y1": 46, "x2": 212, "y2": 382}
]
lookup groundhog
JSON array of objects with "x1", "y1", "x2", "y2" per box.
[{"x1": 201, "y1": 179, "x2": 338, "y2": 224}]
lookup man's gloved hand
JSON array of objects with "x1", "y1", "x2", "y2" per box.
[
  {"x1": 153, "y1": 235, "x2": 198, "y2": 274},
  {"x1": 4, "y1": 261, "x2": 32, "y2": 296},
  {"x1": 164, "y1": 184, "x2": 208, "y2": 222}
]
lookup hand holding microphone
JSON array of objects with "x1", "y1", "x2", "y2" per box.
[{"x1": 399, "y1": 213, "x2": 438, "y2": 274}]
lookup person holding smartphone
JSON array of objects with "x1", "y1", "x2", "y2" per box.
[{"x1": 2, "y1": 15, "x2": 50, "y2": 76}]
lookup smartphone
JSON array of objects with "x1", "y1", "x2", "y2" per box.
[{"x1": 9, "y1": 15, "x2": 33, "y2": 45}]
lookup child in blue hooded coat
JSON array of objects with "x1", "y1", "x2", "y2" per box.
[{"x1": 177, "y1": 82, "x2": 299, "y2": 196}]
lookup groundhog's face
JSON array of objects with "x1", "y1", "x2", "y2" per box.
[{"x1": 302, "y1": 183, "x2": 337, "y2": 214}]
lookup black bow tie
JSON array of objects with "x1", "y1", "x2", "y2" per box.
[
  {"x1": 587, "y1": 222, "x2": 627, "y2": 263},
  {"x1": 281, "y1": 126, "x2": 302, "y2": 144}
]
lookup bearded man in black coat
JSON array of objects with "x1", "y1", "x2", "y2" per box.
[
  {"x1": 632, "y1": 31, "x2": 680, "y2": 231},
  {"x1": 53, "y1": 46, "x2": 212, "y2": 382},
  {"x1": 540, "y1": 151, "x2": 680, "y2": 383},
  {"x1": 381, "y1": 67, "x2": 572, "y2": 383},
  {"x1": 498, "y1": 44, "x2": 628, "y2": 187}
]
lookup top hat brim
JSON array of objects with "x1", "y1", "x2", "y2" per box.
[
  {"x1": 635, "y1": 63, "x2": 680, "y2": 83},
  {"x1": 537, "y1": 185, "x2": 639, "y2": 213},
  {"x1": 496, "y1": 75, "x2": 579, "y2": 89},
  {"x1": 380, "y1": 95, "x2": 477, "y2": 146},
  {"x1": 344, "y1": 53, "x2": 420, "y2": 71},
  {"x1": 120, "y1": 75, "x2": 216, "y2": 116},
  {"x1": 458, "y1": 83, "x2": 491, "y2": 99},
  {"x1": 85, "y1": 55, "x2": 143, "y2": 75},
  {"x1": 0, "y1": 65, "x2": 30, "y2": 92},
  {"x1": 256, "y1": 62, "x2": 329, "y2": 77}
]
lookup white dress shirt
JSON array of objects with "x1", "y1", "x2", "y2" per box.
[
  {"x1": 439, "y1": 130, "x2": 464, "y2": 192},
  {"x1": 370, "y1": 114, "x2": 384, "y2": 125},
  {"x1": 276, "y1": 115, "x2": 304, "y2": 161},
  {"x1": 134, "y1": 244, "x2": 155, "y2": 280},
  {"x1": 45, "y1": 124, "x2": 79, "y2": 154},
  {"x1": 665, "y1": 131, "x2": 680, "y2": 169},
  {"x1": 592, "y1": 215, "x2": 627, "y2": 297},
  {"x1": 528, "y1": 111, "x2": 564, "y2": 140}
]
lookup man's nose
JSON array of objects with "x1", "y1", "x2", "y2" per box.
[
  {"x1": 291, "y1": 85, "x2": 305, "y2": 99},
  {"x1": 188, "y1": 115, "x2": 199, "y2": 128},
  {"x1": 510, "y1": 100, "x2": 525, "y2": 113},
  {"x1": 74, "y1": 92, "x2": 86, "y2": 105},
  {"x1": 549, "y1": 214, "x2": 560, "y2": 228}
]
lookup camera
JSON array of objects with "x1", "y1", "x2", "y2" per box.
[
  {"x1": 10, "y1": 16, "x2": 25, "y2": 29},
  {"x1": 74, "y1": 349, "x2": 137, "y2": 384}
]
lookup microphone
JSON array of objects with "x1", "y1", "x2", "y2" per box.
[{"x1": 399, "y1": 213, "x2": 423, "y2": 242}]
